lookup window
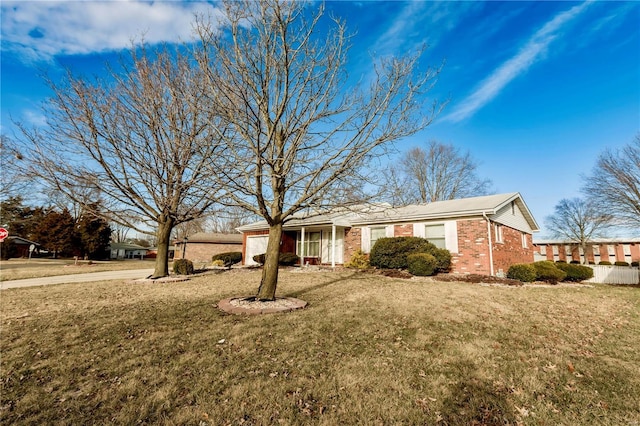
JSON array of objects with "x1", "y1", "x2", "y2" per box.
[
  {"x1": 593, "y1": 245, "x2": 600, "y2": 256},
  {"x1": 370, "y1": 227, "x2": 386, "y2": 250},
  {"x1": 521, "y1": 233, "x2": 528, "y2": 248},
  {"x1": 494, "y1": 224, "x2": 503, "y2": 243},
  {"x1": 539, "y1": 245, "x2": 546, "y2": 255},
  {"x1": 425, "y1": 224, "x2": 446, "y2": 249},
  {"x1": 297, "y1": 232, "x2": 320, "y2": 257}
]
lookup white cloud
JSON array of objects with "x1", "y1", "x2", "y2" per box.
[
  {"x1": 1, "y1": 0, "x2": 223, "y2": 63},
  {"x1": 372, "y1": 1, "x2": 481, "y2": 55},
  {"x1": 443, "y1": 1, "x2": 594, "y2": 123}
]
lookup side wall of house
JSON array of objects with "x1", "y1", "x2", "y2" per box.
[
  {"x1": 453, "y1": 219, "x2": 491, "y2": 275},
  {"x1": 185, "y1": 242, "x2": 243, "y2": 264},
  {"x1": 491, "y1": 225, "x2": 534, "y2": 275}
]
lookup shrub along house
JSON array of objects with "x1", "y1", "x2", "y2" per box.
[{"x1": 238, "y1": 192, "x2": 539, "y2": 276}]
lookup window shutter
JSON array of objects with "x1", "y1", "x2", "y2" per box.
[
  {"x1": 444, "y1": 221, "x2": 458, "y2": 253},
  {"x1": 385, "y1": 225, "x2": 394, "y2": 237},
  {"x1": 361, "y1": 227, "x2": 371, "y2": 253}
]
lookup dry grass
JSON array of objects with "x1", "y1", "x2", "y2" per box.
[
  {"x1": 0, "y1": 259, "x2": 156, "y2": 281},
  {"x1": 1, "y1": 269, "x2": 639, "y2": 425}
]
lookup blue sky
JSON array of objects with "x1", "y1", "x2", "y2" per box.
[{"x1": 2, "y1": 1, "x2": 639, "y2": 237}]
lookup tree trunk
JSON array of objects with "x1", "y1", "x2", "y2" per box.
[
  {"x1": 152, "y1": 218, "x2": 175, "y2": 278},
  {"x1": 257, "y1": 222, "x2": 283, "y2": 301}
]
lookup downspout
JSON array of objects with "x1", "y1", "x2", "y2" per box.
[{"x1": 483, "y1": 212, "x2": 495, "y2": 276}]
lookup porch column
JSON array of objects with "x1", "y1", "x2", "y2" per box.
[
  {"x1": 300, "y1": 227, "x2": 305, "y2": 267},
  {"x1": 331, "y1": 225, "x2": 336, "y2": 268}
]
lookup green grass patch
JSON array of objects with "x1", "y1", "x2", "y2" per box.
[{"x1": 1, "y1": 270, "x2": 639, "y2": 424}]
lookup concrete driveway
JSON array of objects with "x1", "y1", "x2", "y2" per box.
[{"x1": 0, "y1": 269, "x2": 155, "y2": 290}]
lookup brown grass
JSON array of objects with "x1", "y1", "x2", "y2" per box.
[
  {"x1": 1, "y1": 269, "x2": 639, "y2": 425},
  {"x1": 0, "y1": 259, "x2": 156, "y2": 281}
]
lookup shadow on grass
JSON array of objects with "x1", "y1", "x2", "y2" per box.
[
  {"x1": 285, "y1": 271, "x2": 364, "y2": 299},
  {"x1": 439, "y1": 360, "x2": 516, "y2": 426}
]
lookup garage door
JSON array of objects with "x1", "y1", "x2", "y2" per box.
[{"x1": 245, "y1": 235, "x2": 269, "y2": 265}]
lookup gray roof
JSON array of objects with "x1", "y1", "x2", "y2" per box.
[
  {"x1": 352, "y1": 193, "x2": 537, "y2": 226},
  {"x1": 178, "y1": 232, "x2": 243, "y2": 244},
  {"x1": 109, "y1": 242, "x2": 148, "y2": 251},
  {"x1": 237, "y1": 193, "x2": 539, "y2": 232}
]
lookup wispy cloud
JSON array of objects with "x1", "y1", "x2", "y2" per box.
[
  {"x1": 1, "y1": 0, "x2": 222, "y2": 63},
  {"x1": 372, "y1": 1, "x2": 480, "y2": 55},
  {"x1": 443, "y1": 1, "x2": 594, "y2": 123}
]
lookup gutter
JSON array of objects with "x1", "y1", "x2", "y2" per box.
[{"x1": 483, "y1": 212, "x2": 495, "y2": 276}]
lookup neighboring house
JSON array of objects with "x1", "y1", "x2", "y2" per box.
[
  {"x1": 534, "y1": 238, "x2": 640, "y2": 264},
  {"x1": 145, "y1": 246, "x2": 175, "y2": 260},
  {"x1": 109, "y1": 242, "x2": 148, "y2": 260},
  {"x1": 2, "y1": 236, "x2": 40, "y2": 258},
  {"x1": 174, "y1": 233, "x2": 243, "y2": 263},
  {"x1": 237, "y1": 192, "x2": 539, "y2": 276}
]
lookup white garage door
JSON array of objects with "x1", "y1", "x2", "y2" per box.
[{"x1": 245, "y1": 236, "x2": 269, "y2": 265}]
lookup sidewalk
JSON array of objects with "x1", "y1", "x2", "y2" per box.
[{"x1": 0, "y1": 269, "x2": 155, "y2": 290}]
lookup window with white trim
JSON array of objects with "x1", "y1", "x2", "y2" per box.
[
  {"x1": 521, "y1": 233, "x2": 528, "y2": 248},
  {"x1": 539, "y1": 245, "x2": 546, "y2": 255},
  {"x1": 297, "y1": 232, "x2": 320, "y2": 257},
  {"x1": 494, "y1": 224, "x2": 503, "y2": 243},
  {"x1": 370, "y1": 227, "x2": 386, "y2": 251},
  {"x1": 425, "y1": 224, "x2": 446, "y2": 249}
]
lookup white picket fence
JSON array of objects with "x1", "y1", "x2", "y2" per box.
[{"x1": 586, "y1": 265, "x2": 640, "y2": 285}]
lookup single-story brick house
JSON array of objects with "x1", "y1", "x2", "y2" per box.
[
  {"x1": 174, "y1": 232, "x2": 243, "y2": 263},
  {"x1": 533, "y1": 238, "x2": 640, "y2": 264},
  {"x1": 237, "y1": 192, "x2": 539, "y2": 275},
  {"x1": 109, "y1": 242, "x2": 148, "y2": 260}
]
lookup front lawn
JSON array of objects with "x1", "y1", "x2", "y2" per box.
[
  {"x1": 0, "y1": 258, "x2": 156, "y2": 282},
  {"x1": 1, "y1": 270, "x2": 638, "y2": 424}
]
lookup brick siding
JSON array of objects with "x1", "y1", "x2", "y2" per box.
[
  {"x1": 491, "y1": 225, "x2": 534, "y2": 275},
  {"x1": 343, "y1": 227, "x2": 361, "y2": 264},
  {"x1": 452, "y1": 219, "x2": 491, "y2": 275}
]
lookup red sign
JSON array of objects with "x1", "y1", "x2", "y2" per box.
[{"x1": 0, "y1": 228, "x2": 7, "y2": 242}]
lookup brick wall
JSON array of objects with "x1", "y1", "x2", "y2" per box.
[
  {"x1": 491, "y1": 226, "x2": 534, "y2": 275},
  {"x1": 183, "y1": 242, "x2": 243, "y2": 264},
  {"x1": 394, "y1": 224, "x2": 413, "y2": 237},
  {"x1": 343, "y1": 227, "x2": 361, "y2": 264},
  {"x1": 452, "y1": 219, "x2": 491, "y2": 275}
]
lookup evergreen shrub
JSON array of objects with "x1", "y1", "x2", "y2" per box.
[
  {"x1": 532, "y1": 261, "x2": 566, "y2": 284},
  {"x1": 211, "y1": 251, "x2": 243, "y2": 267},
  {"x1": 555, "y1": 262, "x2": 594, "y2": 282},
  {"x1": 506, "y1": 263, "x2": 537, "y2": 282},
  {"x1": 614, "y1": 261, "x2": 630, "y2": 267},
  {"x1": 369, "y1": 237, "x2": 451, "y2": 272},
  {"x1": 599, "y1": 261, "x2": 612, "y2": 265},
  {"x1": 345, "y1": 249, "x2": 370, "y2": 269},
  {"x1": 173, "y1": 259, "x2": 194, "y2": 275},
  {"x1": 252, "y1": 252, "x2": 300, "y2": 266},
  {"x1": 407, "y1": 253, "x2": 437, "y2": 276}
]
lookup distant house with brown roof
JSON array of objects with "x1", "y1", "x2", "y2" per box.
[{"x1": 174, "y1": 232, "x2": 243, "y2": 263}]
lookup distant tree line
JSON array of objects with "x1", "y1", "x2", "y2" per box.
[{"x1": 0, "y1": 197, "x2": 111, "y2": 260}]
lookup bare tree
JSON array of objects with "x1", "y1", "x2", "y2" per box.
[
  {"x1": 0, "y1": 135, "x2": 29, "y2": 200},
  {"x1": 195, "y1": 0, "x2": 441, "y2": 300},
  {"x1": 583, "y1": 134, "x2": 640, "y2": 229},
  {"x1": 386, "y1": 140, "x2": 492, "y2": 205},
  {"x1": 545, "y1": 198, "x2": 612, "y2": 264},
  {"x1": 17, "y1": 44, "x2": 225, "y2": 278}
]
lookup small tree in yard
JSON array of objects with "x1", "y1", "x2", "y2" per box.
[
  {"x1": 195, "y1": 0, "x2": 441, "y2": 300},
  {"x1": 17, "y1": 44, "x2": 226, "y2": 278},
  {"x1": 583, "y1": 134, "x2": 640, "y2": 228},
  {"x1": 545, "y1": 198, "x2": 612, "y2": 264}
]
